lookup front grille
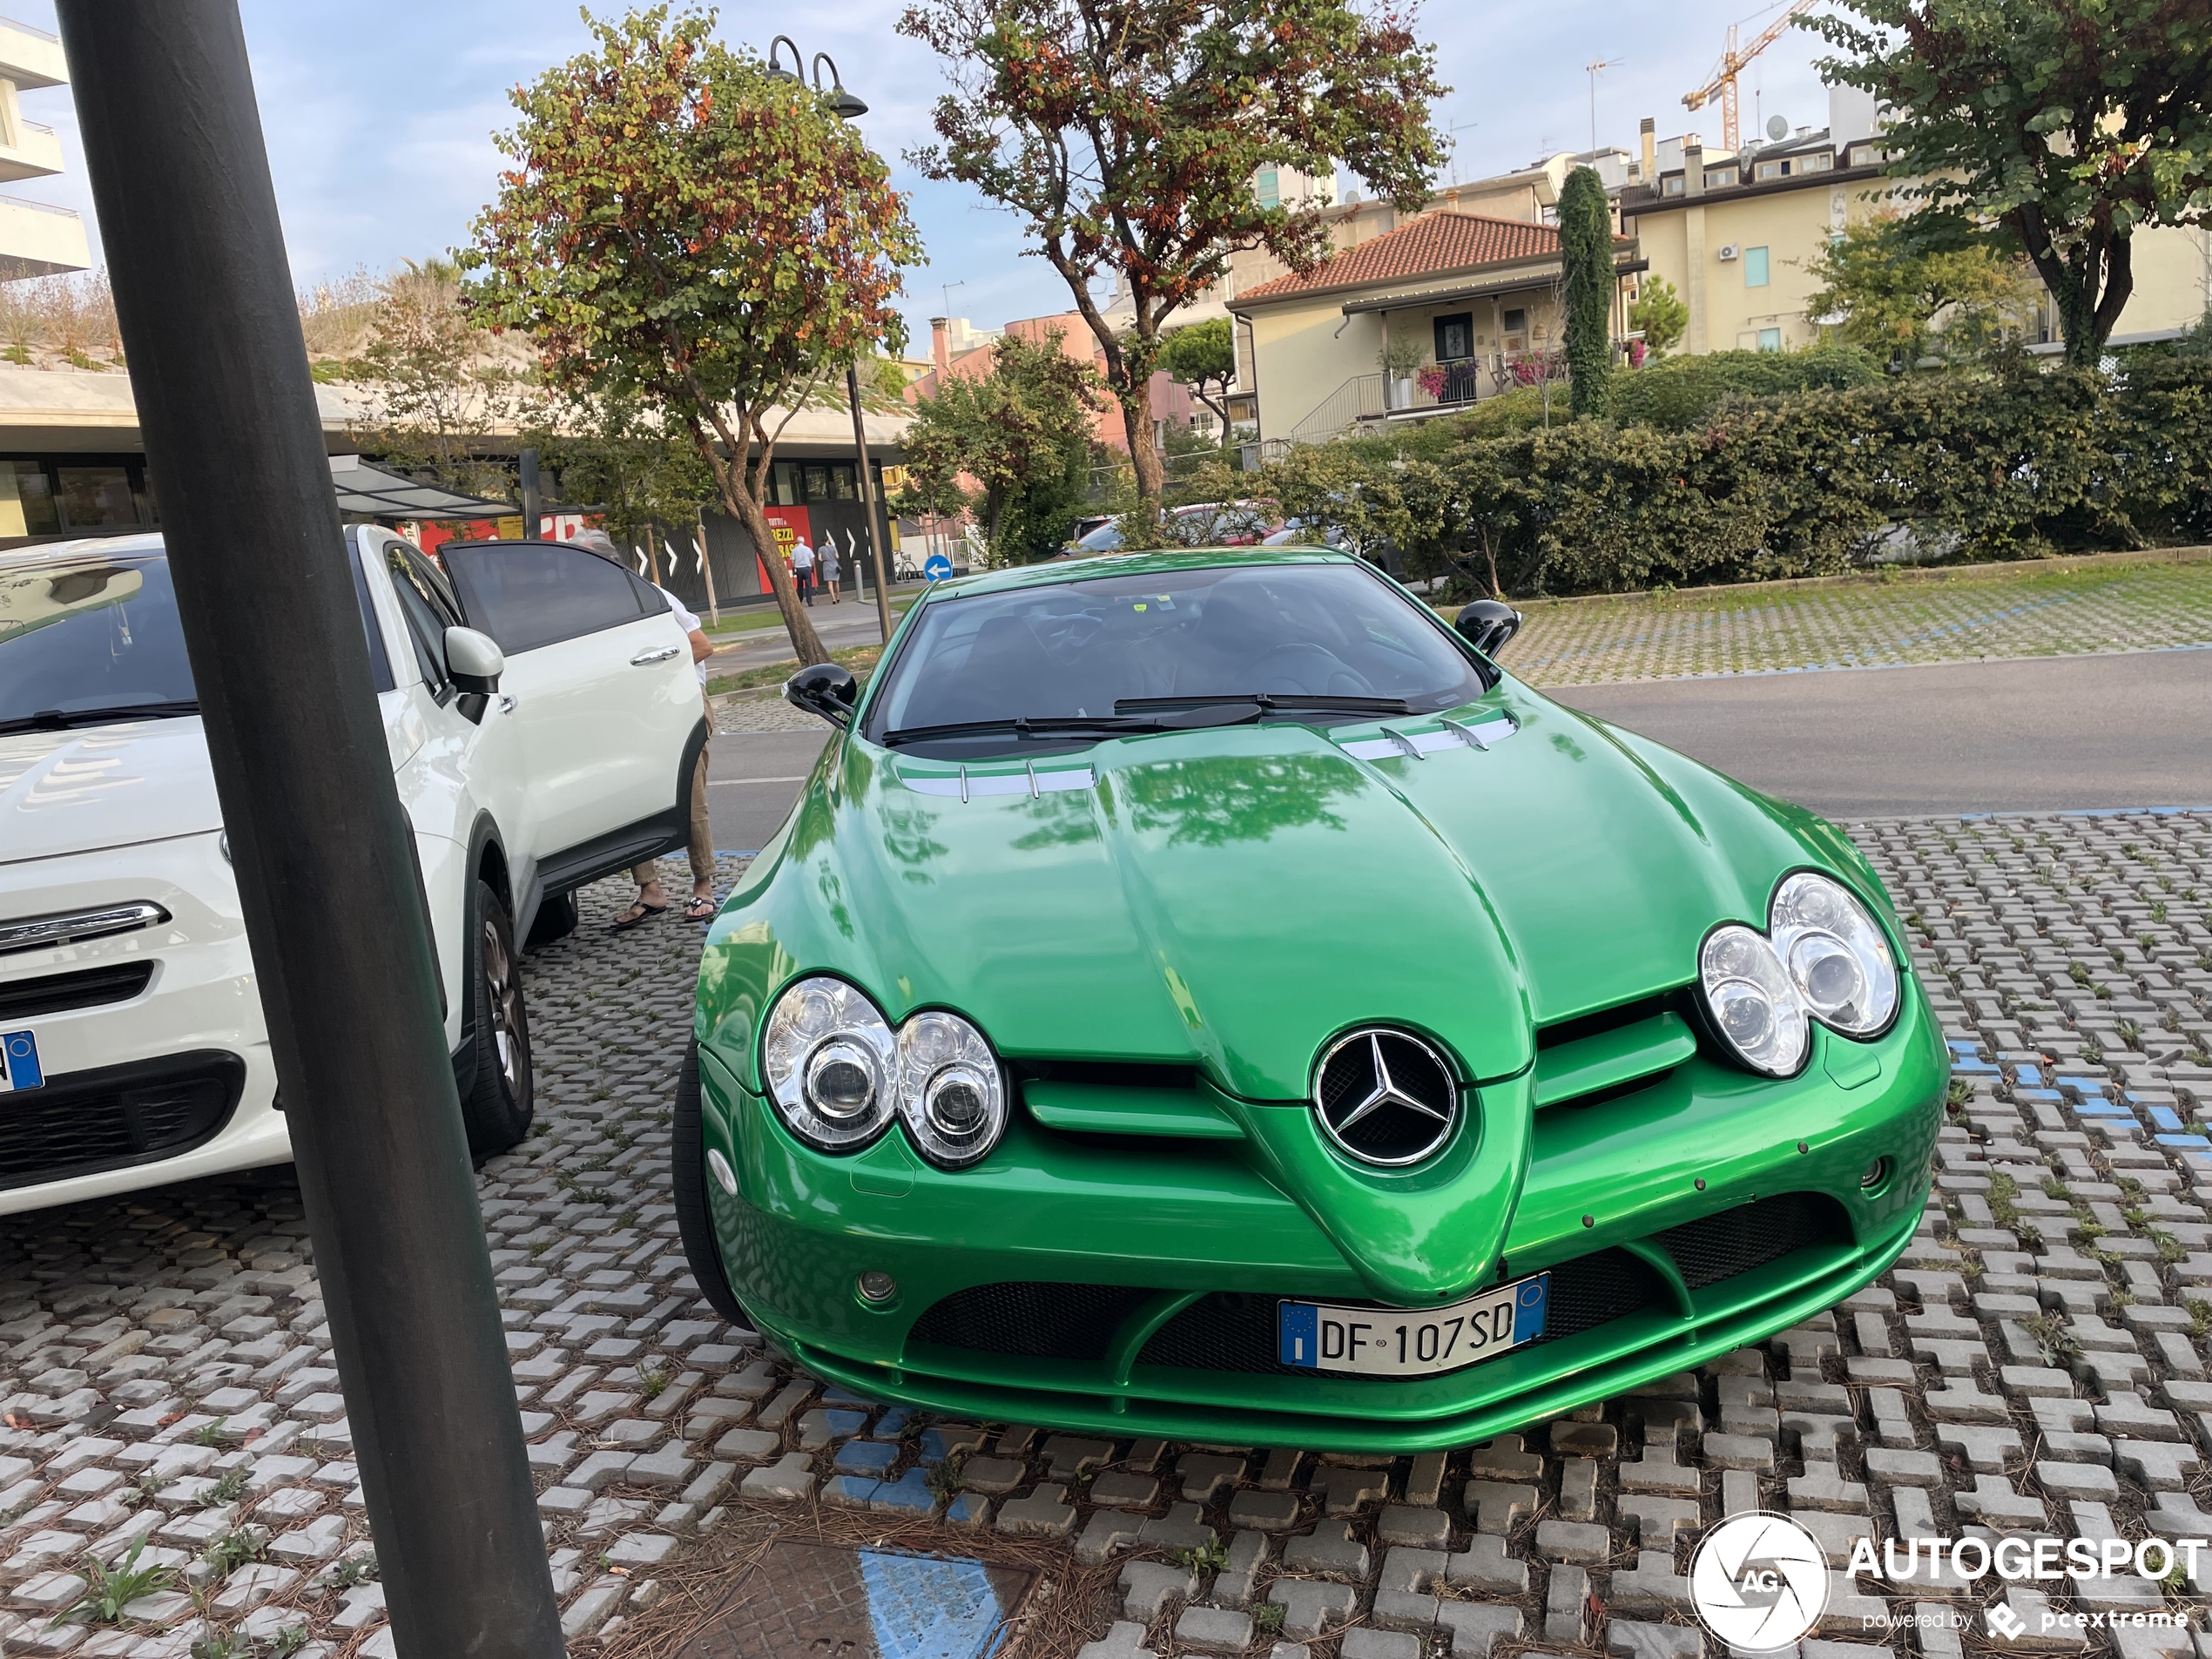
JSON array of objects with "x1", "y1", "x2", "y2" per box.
[
  {"x1": 1135, "y1": 1246, "x2": 1669, "y2": 1376},
  {"x1": 0, "y1": 961, "x2": 154, "y2": 1022},
  {"x1": 0, "y1": 1050, "x2": 243, "y2": 1192},
  {"x1": 1655, "y1": 1192, "x2": 1848, "y2": 1289},
  {"x1": 906, "y1": 1282, "x2": 1157, "y2": 1362},
  {"x1": 1536, "y1": 992, "x2": 1677, "y2": 1050},
  {"x1": 1011, "y1": 1059, "x2": 1200, "y2": 1092}
]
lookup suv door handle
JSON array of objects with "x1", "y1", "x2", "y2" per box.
[
  {"x1": 499, "y1": 694, "x2": 517, "y2": 715},
  {"x1": 631, "y1": 644, "x2": 683, "y2": 665}
]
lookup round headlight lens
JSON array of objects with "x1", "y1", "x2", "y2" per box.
[
  {"x1": 762, "y1": 977, "x2": 896, "y2": 1151},
  {"x1": 1699, "y1": 924, "x2": 1809, "y2": 1076},
  {"x1": 897, "y1": 1011, "x2": 1006, "y2": 1169},
  {"x1": 1770, "y1": 872, "x2": 1897, "y2": 1036}
]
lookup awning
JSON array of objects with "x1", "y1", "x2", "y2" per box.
[
  {"x1": 1340, "y1": 260, "x2": 1649, "y2": 316},
  {"x1": 327, "y1": 455, "x2": 513, "y2": 520}
]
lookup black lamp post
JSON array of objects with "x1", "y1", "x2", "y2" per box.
[{"x1": 766, "y1": 33, "x2": 895, "y2": 645}]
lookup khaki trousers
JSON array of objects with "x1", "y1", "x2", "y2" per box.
[{"x1": 634, "y1": 689, "x2": 716, "y2": 889}]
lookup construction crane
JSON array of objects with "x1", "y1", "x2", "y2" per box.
[{"x1": 1683, "y1": 0, "x2": 1818, "y2": 156}]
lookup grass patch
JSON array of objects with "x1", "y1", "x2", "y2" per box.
[{"x1": 708, "y1": 643, "x2": 882, "y2": 696}]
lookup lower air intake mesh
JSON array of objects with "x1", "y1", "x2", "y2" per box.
[
  {"x1": 0, "y1": 1050, "x2": 242, "y2": 1192},
  {"x1": 1655, "y1": 1192, "x2": 1849, "y2": 1289},
  {"x1": 905, "y1": 1281, "x2": 1156, "y2": 1363}
]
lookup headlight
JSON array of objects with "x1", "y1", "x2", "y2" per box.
[
  {"x1": 897, "y1": 1010, "x2": 1007, "y2": 1170},
  {"x1": 1698, "y1": 873, "x2": 1900, "y2": 1077},
  {"x1": 761, "y1": 977, "x2": 897, "y2": 1151},
  {"x1": 1700, "y1": 924, "x2": 1809, "y2": 1076},
  {"x1": 1770, "y1": 872, "x2": 1897, "y2": 1035}
]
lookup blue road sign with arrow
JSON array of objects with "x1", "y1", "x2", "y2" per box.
[{"x1": 922, "y1": 553, "x2": 953, "y2": 581}]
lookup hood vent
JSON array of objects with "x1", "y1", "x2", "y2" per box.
[
  {"x1": 898, "y1": 763, "x2": 1095, "y2": 801},
  {"x1": 1336, "y1": 712, "x2": 1519, "y2": 763}
]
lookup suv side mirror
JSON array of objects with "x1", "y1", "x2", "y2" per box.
[
  {"x1": 444, "y1": 626, "x2": 505, "y2": 694},
  {"x1": 1453, "y1": 599, "x2": 1522, "y2": 659},
  {"x1": 786, "y1": 662, "x2": 858, "y2": 727}
]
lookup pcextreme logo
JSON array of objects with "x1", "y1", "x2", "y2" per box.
[{"x1": 1689, "y1": 1513, "x2": 1830, "y2": 1653}]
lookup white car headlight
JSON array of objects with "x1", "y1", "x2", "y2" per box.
[
  {"x1": 1700, "y1": 924, "x2": 1810, "y2": 1076},
  {"x1": 1770, "y1": 872, "x2": 1898, "y2": 1036},
  {"x1": 761, "y1": 976, "x2": 897, "y2": 1151},
  {"x1": 897, "y1": 1010, "x2": 1007, "y2": 1170},
  {"x1": 1699, "y1": 872, "x2": 1900, "y2": 1077}
]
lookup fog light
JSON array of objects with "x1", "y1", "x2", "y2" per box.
[
  {"x1": 857, "y1": 1271, "x2": 898, "y2": 1304},
  {"x1": 1860, "y1": 1157, "x2": 1889, "y2": 1190}
]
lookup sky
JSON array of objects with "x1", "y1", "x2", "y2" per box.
[{"x1": 7, "y1": 0, "x2": 1849, "y2": 353}]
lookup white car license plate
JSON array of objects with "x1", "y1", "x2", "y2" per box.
[
  {"x1": 1278, "y1": 1273, "x2": 1548, "y2": 1377},
  {"x1": 0, "y1": 1028, "x2": 44, "y2": 1093}
]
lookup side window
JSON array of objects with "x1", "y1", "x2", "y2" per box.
[
  {"x1": 385, "y1": 544, "x2": 462, "y2": 695},
  {"x1": 347, "y1": 541, "x2": 395, "y2": 693},
  {"x1": 439, "y1": 543, "x2": 648, "y2": 655},
  {"x1": 1743, "y1": 246, "x2": 1770, "y2": 287}
]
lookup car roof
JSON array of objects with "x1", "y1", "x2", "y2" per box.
[{"x1": 927, "y1": 546, "x2": 1354, "y2": 599}]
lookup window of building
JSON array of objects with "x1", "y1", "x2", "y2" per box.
[
  {"x1": 1744, "y1": 246, "x2": 1771, "y2": 287},
  {"x1": 1501, "y1": 307, "x2": 1528, "y2": 346},
  {"x1": 1255, "y1": 168, "x2": 1280, "y2": 208},
  {"x1": 1802, "y1": 151, "x2": 1833, "y2": 172},
  {"x1": 830, "y1": 462, "x2": 858, "y2": 501},
  {"x1": 1433, "y1": 312, "x2": 1474, "y2": 361},
  {"x1": 1757, "y1": 327, "x2": 1783, "y2": 352},
  {"x1": 0, "y1": 459, "x2": 57, "y2": 537},
  {"x1": 1755, "y1": 159, "x2": 1784, "y2": 181},
  {"x1": 1662, "y1": 175, "x2": 1684, "y2": 196},
  {"x1": 770, "y1": 462, "x2": 800, "y2": 506},
  {"x1": 1847, "y1": 143, "x2": 1881, "y2": 168},
  {"x1": 802, "y1": 464, "x2": 831, "y2": 502},
  {"x1": 56, "y1": 467, "x2": 142, "y2": 531},
  {"x1": 1705, "y1": 167, "x2": 1737, "y2": 191}
]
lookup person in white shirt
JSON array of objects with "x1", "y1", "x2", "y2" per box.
[
  {"x1": 789, "y1": 536, "x2": 816, "y2": 606},
  {"x1": 569, "y1": 530, "x2": 720, "y2": 928}
]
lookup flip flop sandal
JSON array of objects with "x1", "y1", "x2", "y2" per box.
[
  {"x1": 684, "y1": 898, "x2": 718, "y2": 921},
  {"x1": 608, "y1": 902, "x2": 669, "y2": 934}
]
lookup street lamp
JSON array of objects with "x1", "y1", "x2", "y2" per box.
[{"x1": 768, "y1": 32, "x2": 894, "y2": 644}]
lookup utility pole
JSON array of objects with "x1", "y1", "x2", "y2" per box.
[
  {"x1": 56, "y1": 5, "x2": 563, "y2": 1655},
  {"x1": 846, "y1": 361, "x2": 895, "y2": 644}
]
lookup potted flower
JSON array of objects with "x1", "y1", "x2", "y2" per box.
[
  {"x1": 1379, "y1": 332, "x2": 1425, "y2": 408},
  {"x1": 1416, "y1": 363, "x2": 1450, "y2": 401}
]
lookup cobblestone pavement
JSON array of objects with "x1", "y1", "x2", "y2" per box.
[
  {"x1": 1505, "y1": 557, "x2": 2212, "y2": 686},
  {"x1": 1, "y1": 816, "x2": 2209, "y2": 1656}
]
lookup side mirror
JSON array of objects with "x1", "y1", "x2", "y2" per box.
[
  {"x1": 444, "y1": 626, "x2": 506, "y2": 695},
  {"x1": 1453, "y1": 599, "x2": 1522, "y2": 659},
  {"x1": 786, "y1": 661, "x2": 858, "y2": 727}
]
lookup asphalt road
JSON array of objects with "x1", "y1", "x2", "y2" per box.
[
  {"x1": 702, "y1": 648, "x2": 2212, "y2": 853},
  {"x1": 1551, "y1": 647, "x2": 2212, "y2": 819}
]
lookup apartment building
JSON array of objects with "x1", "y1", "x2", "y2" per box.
[{"x1": 0, "y1": 15, "x2": 89, "y2": 282}]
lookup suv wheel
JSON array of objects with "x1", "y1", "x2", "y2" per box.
[
  {"x1": 671, "y1": 1042, "x2": 757, "y2": 1332},
  {"x1": 461, "y1": 879, "x2": 534, "y2": 1157}
]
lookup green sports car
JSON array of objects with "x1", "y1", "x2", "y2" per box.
[{"x1": 672, "y1": 550, "x2": 1945, "y2": 1451}]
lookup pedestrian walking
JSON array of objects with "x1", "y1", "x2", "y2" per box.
[
  {"x1": 819, "y1": 541, "x2": 842, "y2": 604},
  {"x1": 567, "y1": 529, "x2": 719, "y2": 930},
  {"x1": 790, "y1": 536, "x2": 816, "y2": 606}
]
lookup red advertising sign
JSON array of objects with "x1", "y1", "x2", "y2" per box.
[{"x1": 761, "y1": 505, "x2": 812, "y2": 590}]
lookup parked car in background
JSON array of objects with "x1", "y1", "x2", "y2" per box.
[
  {"x1": 0, "y1": 530, "x2": 705, "y2": 1215},
  {"x1": 1069, "y1": 501, "x2": 1279, "y2": 555}
]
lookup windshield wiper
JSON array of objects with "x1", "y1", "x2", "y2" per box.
[
  {"x1": 1115, "y1": 693, "x2": 1413, "y2": 716},
  {"x1": 0, "y1": 700, "x2": 199, "y2": 737},
  {"x1": 882, "y1": 707, "x2": 1265, "y2": 747}
]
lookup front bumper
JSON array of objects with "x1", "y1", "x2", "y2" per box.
[{"x1": 697, "y1": 981, "x2": 1946, "y2": 1450}]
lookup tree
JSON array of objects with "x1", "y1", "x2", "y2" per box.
[
  {"x1": 1557, "y1": 165, "x2": 1614, "y2": 418},
  {"x1": 356, "y1": 258, "x2": 524, "y2": 495},
  {"x1": 1811, "y1": 0, "x2": 2212, "y2": 368},
  {"x1": 526, "y1": 391, "x2": 716, "y2": 576},
  {"x1": 1158, "y1": 318, "x2": 1238, "y2": 448},
  {"x1": 898, "y1": 0, "x2": 1446, "y2": 510},
  {"x1": 894, "y1": 330, "x2": 1106, "y2": 563},
  {"x1": 1802, "y1": 212, "x2": 2034, "y2": 363},
  {"x1": 1629, "y1": 276, "x2": 1688, "y2": 358},
  {"x1": 463, "y1": 5, "x2": 922, "y2": 666}
]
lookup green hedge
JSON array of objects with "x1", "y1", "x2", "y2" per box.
[{"x1": 1266, "y1": 357, "x2": 2212, "y2": 597}]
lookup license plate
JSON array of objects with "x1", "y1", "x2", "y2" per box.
[
  {"x1": 0, "y1": 1029, "x2": 43, "y2": 1093},
  {"x1": 1278, "y1": 1273, "x2": 1548, "y2": 1377}
]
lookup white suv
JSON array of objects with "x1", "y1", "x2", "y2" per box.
[{"x1": 0, "y1": 526, "x2": 705, "y2": 1214}]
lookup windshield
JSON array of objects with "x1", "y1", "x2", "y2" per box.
[
  {"x1": 0, "y1": 554, "x2": 197, "y2": 732},
  {"x1": 866, "y1": 560, "x2": 1492, "y2": 752},
  {"x1": 1, "y1": 543, "x2": 396, "y2": 736}
]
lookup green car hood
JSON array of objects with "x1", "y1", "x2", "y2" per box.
[{"x1": 702, "y1": 677, "x2": 1885, "y2": 1103}]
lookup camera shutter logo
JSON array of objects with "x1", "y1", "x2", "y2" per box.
[{"x1": 1689, "y1": 1513, "x2": 1830, "y2": 1653}]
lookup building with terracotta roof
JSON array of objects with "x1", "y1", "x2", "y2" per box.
[{"x1": 1226, "y1": 209, "x2": 1642, "y2": 446}]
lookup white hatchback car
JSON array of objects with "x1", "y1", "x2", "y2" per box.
[{"x1": 0, "y1": 527, "x2": 705, "y2": 1214}]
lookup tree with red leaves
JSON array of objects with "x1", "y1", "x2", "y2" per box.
[
  {"x1": 463, "y1": 6, "x2": 922, "y2": 664},
  {"x1": 898, "y1": 0, "x2": 1447, "y2": 511}
]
